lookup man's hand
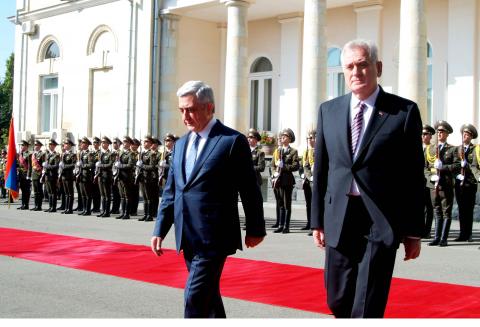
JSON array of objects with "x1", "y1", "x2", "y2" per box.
[
  {"x1": 312, "y1": 229, "x2": 325, "y2": 249},
  {"x1": 151, "y1": 236, "x2": 164, "y2": 256},
  {"x1": 245, "y1": 235, "x2": 264, "y2": 248},
  {"x1": 402, "y1": 237, "x2": 421, "y2": 261}
]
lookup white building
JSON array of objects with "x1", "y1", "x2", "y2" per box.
[{"x1": 10, "y1": 0, "x2": 480, "y2": 148}]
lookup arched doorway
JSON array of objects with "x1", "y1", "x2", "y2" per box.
[{"x1": 249, "y1": 57, "x2": 273, "y2": 131}]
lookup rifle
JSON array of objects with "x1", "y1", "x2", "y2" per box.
[
  {"x1": 93, "y1": 155, "x2": 101, "y2": 185},
  {"x1": 158, "y1": 146, "x2": 167, "y2": 186},
  {"x1": 57, "y1": 152, "x2": 65, "y2": 188},
  {"x1": 434, "y1": 133, "x2": 440, "y2": 195},
  {"x1": 74, "y1": 151, "x2": 82, "y2": 183},
  {"x1": 134, "y1": 150, "x2": 143, "y2": 185},
  {"x1": 302, "y1": 142, "x2": 310, "y2": 189},
  {"x1": 112, "y1": 152, "x2": 120, "y2": 186},
  {"x1": 460, "y1": 134, "x2": 466, "y2": 187},
  {"x1": 271, "y1": 147, "x2": 283, "y2": 189}
]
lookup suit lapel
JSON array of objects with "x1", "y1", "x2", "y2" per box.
[
  {"x1": 176, "y1": 134, "x2": 188, "y2": 186},
  {"x1": 337, "y1": 94, "x2": 352, "y2": 162}
]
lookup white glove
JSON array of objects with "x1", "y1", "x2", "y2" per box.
[
  {"x1": 309, "y1": 176, "x2": 314, "y2": 182},
  {"x1": 461, "y1": 159, "x2": 467, "y2": 168},
  {"x1": 278, "y1": 160, "x2": 284, "y2": 168},
  {"x1": 26, "y1": 176, "x2": 31, "y2": 180},
  {"x1": 42, "y1": 162, "x2": 47, "y2": 167},
  {"x1": 430, "y1": 175, "x2": 439, "y2": 182},
  {"x1": 59, "y1": 162, "x2": 64, "y2": 168},
  {"x1": 136, "y1": 160, "x2": 143, "y2": 168},
  {"x1": 76, "y1": 161, "x2": 81, "y2": 167},
  {"x1": 95, "y1": 161, "x2": 101, "y2": 168},
  {"x1": 456, "y1": 174, "x2": 465, "y2": 181},
  {"x1": 434, "y1": 159, "x2": 443, "y2": 170},
  {"x1": 300, "y1": 173, "x2": 305, "y2": 179},
  {"x1": 114, "y1": 161, "x2": 120, "y2": 168},
  {"x1": 159, "y1": 160, "x2": 167, "y2": 168},
  {"x1": 273, "y1": 172, "x2": 279, "y2": 177}
]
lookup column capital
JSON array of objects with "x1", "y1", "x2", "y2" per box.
[
  {"x1": 277, "y1": 12, "x2": 304, "y2": 24},
  {"x1": 221, "y1": 0, "x2": 254, "y2": 8},
  {"x1": 159, "y1": 13, "x2": 181, "y2": 21},
  {"x1": 354, "y1": 0, "x2": 383, "y2": 13}
]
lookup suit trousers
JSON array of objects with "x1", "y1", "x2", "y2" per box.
[
  {"x1": 182, "y1": 248, "x2": 227, "y2": 318},
  {"x1": 324, "y1": 196, "x2": 397, "y2": 318}
]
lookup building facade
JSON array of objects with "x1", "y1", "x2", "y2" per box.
[{"x1": 10, "y1": 0, "x2": 480, "y2": 149}]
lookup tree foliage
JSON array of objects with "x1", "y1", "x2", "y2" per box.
[{"x1": 0, "y1": 53, "x2": 14, "y2": 149}]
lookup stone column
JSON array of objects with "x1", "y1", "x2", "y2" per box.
[
  {"x1": 217, "y1": 22, "x2": 227, "y2": 121},
  {"x1": 222, "y1": 0, "x2": 250, "y2": 132},
  {"x1": 398, "y1": 0, "x2": 427, "y2": 120},
  {"x1": 158, "y1": 13, "x2": 181, "y2": 137},
  {"x1": 300, "y1": 0, "x2": 327, "y2": 141}
]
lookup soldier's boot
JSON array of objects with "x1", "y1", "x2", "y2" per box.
[
  {"x1": 21, "y1": 192, "x2": 29, "y2": 210},
  {"x1": 30, "y1": 194, "x2": 39, "y2": 210},
  {"x1": 78, "y1": 197, "x2": 87, "y2": 215},
  {"x1": 271, "y1": 205, "x2": 281, "y2": 228},
  {"x1": 146, "y1": 202, "x2": 156, "y2": 221},
  {"x1": 282, "y1": 210, "x2": 291, "y2": 234},
  {"x1": 51, "y1": 195, "x2": 57, "y2": 212},
  {"x1": 139, "y1": 202, "x2": 149, "y2": 221},
  {"x1": 34, "y1": 194, "x2": 43, "y2": 211},
  {"x1": 116, "y1": 200, "x2": 126, "y2": 219},
  {"x1": 103, "y1": 200, "x2": 111, "y2": 218},
  {"x1": 439, "y1": 218, "x2": 451, "y2": 247},
  {"x1": 74, "y1": 195, "x2": 84, "y2": 212},
  {"x1": 274, "y1": 208, "x2": 286, "y2": 233},
  {"x1": 58, "y1": 193, "x2": 66, "y2": 210},
  {"x1": 92, "y1": 196, "x2": 101, "y2": 213},
  {"x1": 97, "y1": 199, "x2": 106, "y2": 217},
  {"x1": 428, "y1": 217, "x2": 443, "y2": 246},
  {"x1": 63, "y1": 196, "x2": 72, "y2": 214},
  {"x1": 83, "y1": 198, "x2": 92, "y2": 216},
  {"x1": 44, "y1": 196, "x2": 52, "y2": 212},
  {"x1": 122, "y1": 201, "x2": 131, "y2": 220}
]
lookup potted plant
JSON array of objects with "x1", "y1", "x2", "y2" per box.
[{"x1": 260, "y1": 131, "x2": 275, "y2": 155}]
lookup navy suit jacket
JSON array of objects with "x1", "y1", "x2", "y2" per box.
[
  {"x1": 153, "y1": 120, "x2": 266, "y2": 257},
  {"x1": 311, "y1": 87, "x2": 425, "y2": 248}
]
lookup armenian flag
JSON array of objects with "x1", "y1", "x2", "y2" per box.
[{"x1": 4, "y1": 117, "x2": 19, "y2": 200}]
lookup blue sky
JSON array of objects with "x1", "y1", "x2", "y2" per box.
[{"x1": 0, "y1": 1, "x2": 16, "y2": 82}]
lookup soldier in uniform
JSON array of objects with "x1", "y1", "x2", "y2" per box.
[
  {"x1": 111, "y1": 137, "x2": 122, "y2": 214},
  {"x1": 301, "y1": 130, "x2": 316, "y2": 234},
  {"x1": 0, "y1": 149, "x2": 6, "y2": 198},
  {"x1": 115, "y1": 136, "x2": 135, "y2": 220},
  {"x1": 247, "y1": 128, "x2": 266, "y2": 187},
  {"x1": 159, "y1": 134, "x2": 175, "y2": 189},
  {"x1": 91, "y1": 136, "x2": 102, "y2": 213},
  {"x1": 96, "y1": 136, "x2": 116, "y2": 218},
  {"x1": 73, "y1": 142, "x2": 84, "y2": 213},
  {"x1": 452, "y1": 124, "x2": 478, "y2": 242},
  {"x1": 422, "y1": 124, "x2": 436, "y2": 238},
  {"x1": 43, "y1": 139, "x2": 61, "y2": 212},
  {"x1": 426, "y1": 121, "x2": 456, "y2": 247},
  {"x1": 150, "y1": 137, "x2": 162, "y2": 216},
  {"x1": 138, "y1": 136, "x2": 160, "y2": 221},
  {"x1": 130, "y1": 138, "x2": 141, "y2": 216},
  {"x1": 77, "y1": 137, "x2": 96, "y2": 216},
  {"x1": 271, "y1": 128, "x2": 299, "y2": 234},
  {"x1": 271, "y1": 135, "x2": 283, "y2": 229},
  {"x1": 17, "y1": 140, "x2": 32, "y2": 210},
  {"x1": 29, "y1": 140, "x2": 46, "y2": 211},
  {"x1": 60, "y1": 138, "x2": 77, "y2": 214}
]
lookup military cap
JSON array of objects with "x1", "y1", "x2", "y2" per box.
[
  {"x1": 20, "y1": 140, "x2": 30, "y2": 147},
  {"x1": 460, "y1": 124, "x2": 478, "y2": 139},
  {"x1": 113, "y1": 137, "x2": 122, "y2": 144},
  {"x1": 422, "y1": 124, "x2": 435, "y2": 135},
  {"x1": 247, "y1": 128, "x2": 261, "y2": 142},
  {"x1": 306, "y1": 130, "x2": 317, "y2": 139},
  {"x1": 34, "y1": 140, "x2": 43, "y2": 146},
  {"x1": 164, "y1": 133, "x2": 175, "y2": 142},
  {"x1": 152, "y1": 137, "x2": 161, "y2": 145},
  {"x1": 280, "y1": 128, "x2": 296, "y2": 143},
  {"x1": 122, "y1": 136, "x2": 133, "y2": 144},
  {"x1": 49, "y1": 139, "x2": 59, "y2": 146},
  {"x1": 101, "y1": 136, "x2": 112, "y2": 144},
  {"x1": 143, "y1": 135, "x2": 154, "y2": 143},
  {"x1": 434, "y1": 120, "x2": 453, "y2": 134},
  {"x1": 1, "y1": 148, "x2": 7, "y2": 154},
  {"x1": 80, "y1": 137, "x2": 92, "y2": 145},
  {"x1": 132, "y1": 138, "x2": 141, "y2": 146},
  {"x1": 92, "y1": 136, "x2": 101, "y2": 144},
  {"x1": 63, "y1": 138, "x2": 75, "y2": 146}
]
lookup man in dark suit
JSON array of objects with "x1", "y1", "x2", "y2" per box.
[
  {"x1": 151, "y1": 80, "x2": 266, "y2": 318},
  {"x1": 311, "y1": 39, "x2": 425, "y2": 318}
]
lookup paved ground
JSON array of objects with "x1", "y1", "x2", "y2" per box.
[{"x1": 1, "y1": 197, "x2": 480, "y2": 318}]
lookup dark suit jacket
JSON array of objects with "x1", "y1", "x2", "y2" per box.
[
  {"x1": 153, "y1": 120, "x2": 266, "y2": 257},
  {"x1": 311, "y1": 87, "x2": 425, "y2": 248}
]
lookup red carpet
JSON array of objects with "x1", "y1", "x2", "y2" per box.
[{"x1": 1, "y1": 227, "x2": 479, "y2": 318}]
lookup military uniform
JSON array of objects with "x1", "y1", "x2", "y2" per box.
[
  {"x1": 96, "y1": 137, "x2": 116, "y2": 218},
  {"x1": 91, "y1": 137, "x2": 102, "y2": 213},
  {"x1": 43, "y1": 139, "x2": 61, "y2": 212},
  {"x1": 17, "y1": 140, "x2": 32, "y2": 210},
  {"x1": 110, "y1": 138, "x2": 122, "y2": 214},
  {"x1": 247, "y1": 129, "x2": 266, "y2": 186},
  {"x1": 138, "y1": 136, "x2": 160, "y2": 221},
  {"x1": 301, "y1": 131, "x2": 316, "y2": 232},
  {"x1": 77, "y1": 137, "x2": 96, "y2": 216},
  {"x1": 426, "y1": 121, "x2": 457, "y2": 247},
  {"x1": 452, "y1": 124, "x2": 478, "y2": 242},
  {"x1": 60, "y1": 139, "x2": 77, "y2": 214},
  {"x1": 130, "y1": 138, "x2": 141, "y2": 215},
  {"x1": 422, "y1": 124, "x2": 436, "y2": 238},
  {"x1": 271, "y1": 128, "x2": 299, "y2": 233},
  {"x1": 115, "y1": 136, "x2": 135, "y2": 220},
  {"x1": 1, "y1": 150, "x2": 7, "y2": 198},
  {"x1": 29, "y1": 140, "x2": 46, "y2": 211}
]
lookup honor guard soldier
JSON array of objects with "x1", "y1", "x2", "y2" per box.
[
  {"x1": 17, "y1": 140, "x2": 32, "y2": 210},
  {"x1": 60, "y1": 138, "x2": 77, "y2": 214},
  {"x1": 247, "y1": 129, "x2": 266, "y2": 187},
  {"x1": 130, "y1": 138, "x2": 141, "y2": 216},
  {"x1": 91, "y1": 136, "x2": 102, "y2": 213},
  {"x1": 43, "y1": 139, "x2": 61, "y2": 212},
  {"x1": 96, "y1": 136, "x2": 116, "y2": 217},
  {"x1": 111, "y1": 137, "x2": 122, "y2": 214},
  {"x1": 29, "y1": 140, "x2": 46, "y2": 211},
  {"x1": 150, "y1": 137, "x2": 163, "y2": 216},
  {"x1": 452, "y1": 124, "x2": 478, "y2": 242},
  {"x1": 301, "y1": 130, "x2": 316, "y2": 234},
  {"x1": 427, "y1": 121, "x2": 456, "y2": 247},
  {"x1": 136, "y1": 136, "x2": 151, "y2": 220},
  {"x1": 271, "y1": 128, "x2": 299, "y2": 234},
  {"x1": 422, "y1": 124, "x2": 436, "y2": 238},
  {"x1": 0, "y1": 149, "x2": 7, "y2": 198},
  {"x1": 138, "y1": 136, "x2": 160, "y2": 221},
  {"x1": 77, "y1": 137, "x2": 96, "y2": 216},
  {"x1": 115, "y1": 136, "x2": 135, "y2": 220},
  {"x1": 159, "y1": 133, "x2": 175, "y2": 189},
  {"x1": 271, "y1": 135, "x2": 283, "y2": 229}
]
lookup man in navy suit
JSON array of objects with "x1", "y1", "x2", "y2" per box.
[
  {"x1": 311, "y1": 40, "x2": 425, "y2": 318},
  {"x1": 151, "y1": 80, "x2": 266, "y2": 318}
]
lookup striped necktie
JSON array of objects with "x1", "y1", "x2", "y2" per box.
[
  {"x1": 185, "y1": 133, "x2": 200, "y2": 180},
  {"x1": 351, "y1": 102, "x2": 366, "y2": 156}
]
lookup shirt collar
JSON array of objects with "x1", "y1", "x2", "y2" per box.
[
  {"x1": 196, "y1": 117, "x2": 217, "y2": 140},
  {"x1": 350, "y1": 85, "x2": 380, "y2": 109}
]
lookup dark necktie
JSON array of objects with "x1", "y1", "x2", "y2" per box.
[
  {"x1": 351, "y1": 102, "x2": 366, "y2": 156},
  {"x1": 185, "y1": 133, "x2": 200, "y2": 180}
]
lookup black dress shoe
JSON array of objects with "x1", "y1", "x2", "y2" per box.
[
  {"x1": 453, "y1": 237, "x2": 467, "y2": 242},
  {"x1": 468, "y1": 237, "x2": 474, "y2": 242},
  {"x1": 64, "y1": 210, "x2": 73, "y2": 214},
  {"x1": 102, "y1": 214, "x2": 110, "y2": 218},
  {"x1": 122, "y1": 215, "x2": 130, "y2": 220},
  {"x1": 282, "y1": 228, "x2": 290, "y2": 234},
  {"x1": 428, "y1": 239, "x2": 440, "y2": 246},
  {"x1": 300, "y1": 226, "x2": 310, "y2": 230},
  {"x1": 271, "y1": 224, "x2": 279, "y2": 228},
  {"x1": 44, "y1": 208, "x2": 51, "y2": 212},
  {"x1": 33, "y1": 208, "x2": 42, "y2": 211},
  {"x1": 273, "y1": 227, "x2": 284, "y2": 233},
  {"x1": 145, "y1": 217, "x2": 153, "y2": 222},
  {"x1": 307, "y1": 231, "x2": 313, "y2": 236},
  {"x1": 439, "y1": 240, "x2": 448, "y2": 247}
]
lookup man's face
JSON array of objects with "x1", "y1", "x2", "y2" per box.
[
  {"x1": 34, "y1": 145, "x2": 41, "y2": 151},
  {"x1": 165, "y1": 139, "x2": 174, "y2": 150},
  {"x1": 143, "y1": 140, "x2": 152, "y2": 150},
  {"x1": 113, "y1": 142, "x2": 120, "y2": 150},
  {"x1": 132, "y1": 144, "x2": 139, "y2": 151},
  {"x1": 21, "y1": 145, "x2": 28, "y2": 152},
  {"x1": 307, "y1": 136, "x2": 316, "y2": 147},
  {"x1": 422, "y1": 133, "x2": 432, "y2": 145},
  {"x1": 342, "y1": 46, "x2": 382, "y2": 100},
  {"x1": 93, "y1": 143, "x2": 100, "y2": 150},
  {"x1": 48, "y1": 144, "x2": 56, "y2": 151},
  {"x1": 101, "y1": 141, "x2": 109, "y2": 150},
  {"x1": 151, "y1": 143, "x2": 158, "y2": 151},
  {"x1": 247, "y1": 136, "x2": 258, "y2": 147},
  {"x1": 63, "y1": 144, "x2": 71, "y2": 151},
  {"x1": 179, "y1": 94, "x2": 214, "y2": 133},
  {"x1": 80, "y1": 142, "x2": 88, "y2": 150},
  {"x1": 437, "y1": 130, "x2": 448, "y2": 143},
  {"x1": 123, "y1": 141, "x2": 130, "y2": 150},
  {"x1": 280, "y1": 134, "x2": 290, "y2": 146},
  {"x1": 463, "y1": 132, "x2": 473, "y2": 145}
]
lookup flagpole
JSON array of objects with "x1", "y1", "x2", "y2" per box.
[{"x1": 8, "y1": 189, "x2": 10, "y2": 209}]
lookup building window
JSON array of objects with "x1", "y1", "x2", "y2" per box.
[
  {"x1": 45, "y1": 42, "x2": 60, "y2": 59},
  {"x1": 327, "y1": 47, "x2": 346, "y2": 99},
  {"x1": 40, "y1": 75, "x2": 59, "y2": 133},
  {"x1": 427, "y1": 42, "x2": 433, "y2": 123},
  {"x1": 249, "y1": 57, "x2": 272, "y2": 131}
]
